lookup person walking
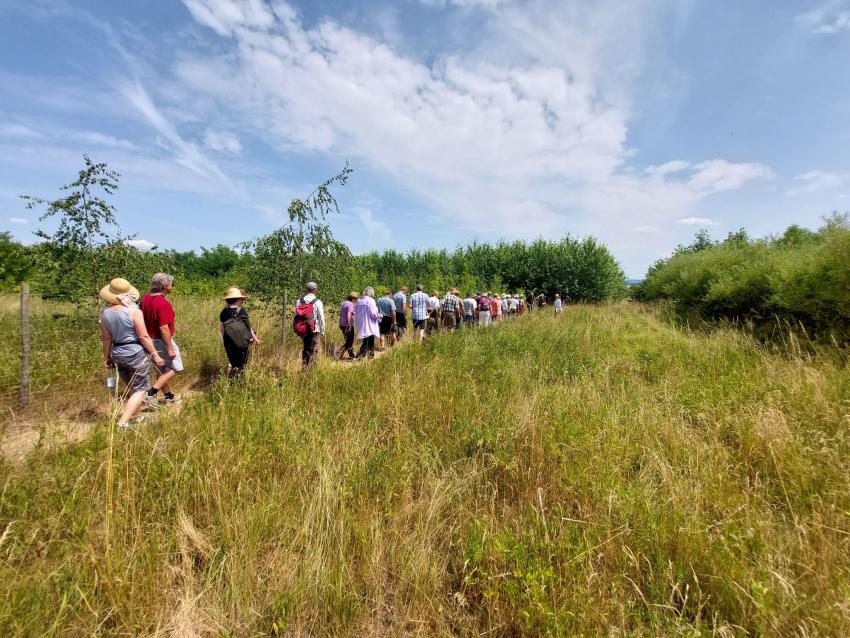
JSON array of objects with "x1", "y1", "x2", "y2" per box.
[
  {"x1": 393, "y1": 286, "x2": 408, "y2": 342},
  {"x1": 220, "y1": 286, "x2": 260, "y2": 379},
  {"x1": 99, "y1": 278, "x2": 165, "y2": 430},
  {"x1": 478, "y1": 293, "x2": 491, "y2": 327},
  {"x1": 140, "y1": 273, "x2": 183, "y2": 406},
  {"x1": 554, "y1": 293, "x2": 562, "y2": 316},
  {"x1": 355, "y1": 287, "x2": 380, "y2": 359},
  {"x1": 501, "y1": 294, "x2": 509, "y2": 319},
  {"x1": 427, "y1": 290, "x2": 441, "y2": 335},
  {"x1": 409, "y1": 284, "x2": 430, "y2": 343},
  {"x1": 377, "y1": 289, "x2": 397, "y2": 349},
  {"x1": 335, "y1": 291, "x2": 358, "y2": 360},
  {"x1": 440, "y1": 288, "x2": 462, "y2": 333},
  {"x1": 295, "y1": 282, "x2": 325, "y2": 370},
  {"x1": 491, "y1": 294, "x2": 502, "y2": 323},
  {"x1": 462, "y1": 292, "x2": 477, "y2": 328}
]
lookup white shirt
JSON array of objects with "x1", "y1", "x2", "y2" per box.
[
  {"x1": 300, "y1": 293, "x2": 325, "y2": 334},
  {"x1": 428, "y1": 295, "x2": 440, "y2": 311}
]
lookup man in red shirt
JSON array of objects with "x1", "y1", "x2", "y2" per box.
[{"x1": 140, "y1": 272, "x2": 183, "y2": 405}]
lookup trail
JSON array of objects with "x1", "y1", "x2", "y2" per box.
[{"x1": 1, "y1": 389, "x2": 204, "y2": 465}]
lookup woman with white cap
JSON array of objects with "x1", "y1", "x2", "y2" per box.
[
  {"x1": 99, "y1": 278, "x2": 165, "y2": 430},
  {"x1": 220, "y1": 286, "x2": 260, "y2": 379}
]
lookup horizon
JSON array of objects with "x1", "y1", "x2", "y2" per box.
[{"x1": 2, "y1": 0, "x2": 849, "y2": 278}]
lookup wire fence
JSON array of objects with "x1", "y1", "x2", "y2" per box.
[{"x1": 1, "y1": 289, "x2": 339, "y2": 429}]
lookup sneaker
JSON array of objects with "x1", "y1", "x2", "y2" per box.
[
  {"x1": 143, "y1": 394, "x2": 159, "y2": 410},
  {"x1": 162, "y1": 394, "x2": 182, "y2": 406}
]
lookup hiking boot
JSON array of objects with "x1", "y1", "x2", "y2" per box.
[
  {"x1": 162, "y1": 394, "x2": 182, "y2": 406},
  {"x1": 143, "y1": 394, "x2": 159, "y2": 410}
]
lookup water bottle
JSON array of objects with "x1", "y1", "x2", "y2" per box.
[{"x1": 106, "y1": 368, "x2": 117, "y2": 390}]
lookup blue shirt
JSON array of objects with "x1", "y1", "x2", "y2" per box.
[
  {"x1": 377, "y1": 296, "x2": 395, "y2": 317},
  {"x1": 393, "y1": 291, "x2": 407, "y2": 314},
  {"x1": 410, "y1": 291, "x2": 430, "y2": 321}
]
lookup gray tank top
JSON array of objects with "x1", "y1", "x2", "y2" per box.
[{"x1": 101, "y1": 306, "x2": 144, "y2": 357}]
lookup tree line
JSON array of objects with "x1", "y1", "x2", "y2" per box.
[{"x1": 1, "y1": 156, "x2": 627, "y2": 304}]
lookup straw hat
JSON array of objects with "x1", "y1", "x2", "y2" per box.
[
  {"x1": 348, "y1": 291, "x2": 359, "y2": 300},
  {"x1": 223, "y1": 286, "x2": 249, "y2": 301},
  {"x1": 451, "y1": 287, "x2": 459, "y2": 295},
  {"x1": 99, "y1": 278, "x2": 139, "y2": 305}
]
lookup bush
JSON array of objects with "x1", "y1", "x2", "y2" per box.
[{"x1": 636, "y1": 216, "x2": 850, "y2": 340}]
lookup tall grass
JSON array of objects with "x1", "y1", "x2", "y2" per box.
[{"x1": 1, "y1": 304, "x2": 849, "y2": 636}]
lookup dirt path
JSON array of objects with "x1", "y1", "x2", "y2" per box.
[{"x1": 1, "y1": 389, "x2": 204, "y2": 465}]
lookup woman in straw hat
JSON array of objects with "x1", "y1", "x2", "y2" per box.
[
  {"x1": 220, "y1": 286, "x2": 260, "y2": 379},
  {"x1": 99, "y1": 278, "x2": 166, "y2": 430}
]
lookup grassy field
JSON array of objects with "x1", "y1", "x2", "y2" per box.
[{"x1": 1, "y1": 302, "x2": 849, "y2": 636}]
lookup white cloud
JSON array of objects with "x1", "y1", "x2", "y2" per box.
[
  {"x1": 126, "y1": 238, "x2": 156, "y2": 251},
  {"x1": 203, "y1": 129, "x2": 242, "y2": 153},
  {"x1": 646, "y1": 160, "x2": 690, "y2": 176},
  {"x1": 785, "y1": 169, "x2": 849, "y2": 196},
  {"x1": 0, "y1": 123, "x2": 45, "y2": 139},
  {"x1": 172, "y1": 0, "x2": 770, "y2": 242},
  {"x1": 9, "y1": 217, "x2": 28, "y2": 224},
  {"x1": 796, "y1": 5, "x2": 850, "y2": 34},
  {"x1": 355, "y1": 205, "x2": 391, "y2": 242},
  {"x1": 633, "y1": 225, "x2": 662, "y2": 233},
  {"x1": 678, "y1": 216, "x2": 718, "y2": 226}
]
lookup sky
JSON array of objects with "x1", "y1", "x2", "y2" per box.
[{"x1": 1, "y1": 0, "x2": 849, "y2": 278}]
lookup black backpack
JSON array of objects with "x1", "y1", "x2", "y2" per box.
[{"x1": 223, "y1": 309, "x2": 252, "y2": 349}]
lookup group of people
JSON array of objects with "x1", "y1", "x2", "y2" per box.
[
  {"x1": 99, "y1": 273, "x2": 564, "y2": 429},
  {"x1": 325, "y1": 285, "x2": 563, "y2": 362},
  {"x1": 99, "y1": 273, "x2": 186, "y2": 430}
]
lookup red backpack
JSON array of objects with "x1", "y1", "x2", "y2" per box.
[{"x1": 293, "y1": 298, "x2": 317, "y2": 337}]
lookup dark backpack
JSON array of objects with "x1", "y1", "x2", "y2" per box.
[
  {"x1": 293, "y1": 298, "x2": 317, "y2": 337},
  {"x1": 223, "y1": 309, "x2": 252, "y2": 349}
]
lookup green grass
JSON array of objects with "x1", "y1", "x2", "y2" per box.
[{"x1": 1, "y1": 303, "x2": 849, "y2": 636}]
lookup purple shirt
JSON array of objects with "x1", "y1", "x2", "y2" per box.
[
  {"x1": 355, "y1": 296, "x2": 380, "y2": 339},
  {"x1": 339, "y1": 300, "x2": 355, "y2": 328}
]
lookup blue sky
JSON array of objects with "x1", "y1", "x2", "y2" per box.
[{"x1": 1, "y1": 0, "x2": 849, "y2": 277}]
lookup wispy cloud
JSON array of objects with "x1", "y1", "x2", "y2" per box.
[
  {"x1": 118, "y1": 79, "x2": 236, "y2": 189},
  {"x1": 796, "y1": 4, "x2": 850, "y2": 34},
  {"x1": 678, "y1": 216, "x2": 718, "y2": 226},
  {"x1": 355, "y1": 204, "x2": 391, "y2": 242},
  {"x1": 785, "y1": 169, "x2": 849, "y2": 196},
  {"x1": 203, "y1": 129, "x2": 242, "y2": 154},
  {"x1": 9, "y1": 217, "x2": 28, "y2": 224}
]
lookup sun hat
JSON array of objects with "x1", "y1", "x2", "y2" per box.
[
  {"x1": 306, "y1": 281, "x2": 318, "y2": 291},
  {"x1": 99, "y1": 278, "x2": 139, "y2": 306},
  {"x1": 348, "y1": 291, "x2": 359, "y2": 300},
  {"x1": 223, "y1": 286, "x2": 249, "y2": 301},
  {"x1": 451, "y1": 287, "x2": 459, "y2": 295}
]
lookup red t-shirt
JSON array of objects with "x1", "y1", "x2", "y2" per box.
[
  {"x1": 141, "y1": 294, "x2": 175, "y2": 339},
  {"x1": 490, "y1": 299, "x2": 499, "y2": 314}
]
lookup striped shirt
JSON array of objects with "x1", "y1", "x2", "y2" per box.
[
  {"x1": 441, "y1": 294, "x2": 461, "y2": 313},
  {"x1": 410, "y1": 291, "x2": 430, "y2": 321}
]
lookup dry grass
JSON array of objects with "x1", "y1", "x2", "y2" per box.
[{"x1": 1, "y1": 302, "x2": 849, "y2": 636}]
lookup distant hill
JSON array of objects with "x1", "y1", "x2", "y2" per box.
[{"x1": 625, "y1": 278, "x2": 644, "y2": 286}]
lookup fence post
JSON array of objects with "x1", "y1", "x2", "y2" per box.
[
  {"x1": 282, "y1": 290, "x2": 288, "y2": 348},
  {"x1": 20, "y1": 282, "x2": 30, "y2": 407}
]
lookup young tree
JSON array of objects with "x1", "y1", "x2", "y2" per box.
[
  {"x1": 21, "y1": 155, "x2": 122, "y2": 299},
  {"x1": 244, "y1": 163, "x2": 354, "y2": 302}
]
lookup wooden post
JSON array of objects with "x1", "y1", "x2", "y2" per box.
[
  {"x1": 20, "y1": 283, "x2": 30, "y2": 407},
  {"x1": 282, "y1": 290, "x2": 288, "y2": 348}
]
